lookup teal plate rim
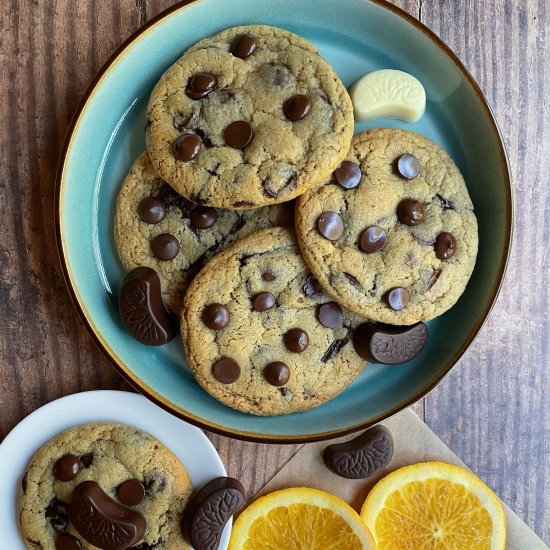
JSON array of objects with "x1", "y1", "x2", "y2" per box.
[{"x1": 55, "y1": 0, "x2": 514, "y2": 443}]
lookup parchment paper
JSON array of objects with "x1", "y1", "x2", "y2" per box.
[{"x1": 256, "y1": 408, "x2": 548, "y2": 549}]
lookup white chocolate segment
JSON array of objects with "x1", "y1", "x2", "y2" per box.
[{"x1": 350, "y1": 69, "x2": 426, "y2": 122}]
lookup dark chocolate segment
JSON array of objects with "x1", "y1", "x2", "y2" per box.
[
  {"x1": 181, "y1": 477, "x2": 245, "y2": 550},
  {"x1": 69, "y1": 481, "x2": 146, "y2": 550},
  {"x1": 119, "y1": 267, "x2": 176, "y2": 346},
  {"x1": 353, "y1": 322, "x2": 428, "y2": 364},
  {"x1": 323, "y1": 425, "x2": 394, "y2": 479}
]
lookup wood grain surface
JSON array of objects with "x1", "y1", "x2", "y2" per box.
[{"x1": 0, "y1": 0, "x2": 548, "y2": 543}]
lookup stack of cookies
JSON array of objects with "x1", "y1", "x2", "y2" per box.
[{"x1": 115, "y1": 25, "x2": 478, "y2": 417}]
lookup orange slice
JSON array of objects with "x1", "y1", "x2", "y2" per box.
[
  {"x1": 361, "y1": 461, "x2": 506, "y2": 549},
  {"x1": 229, "y1": 487, "x2": 375, "y2": 549}
]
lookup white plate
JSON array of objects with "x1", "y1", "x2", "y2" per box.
[{"x1": 0, "y1": 390, "x2": 231, "y2": 549}]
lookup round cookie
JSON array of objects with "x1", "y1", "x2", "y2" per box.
[
  {"x1": 295, "y1": 128, "x2": 479, "y2": 325},
  {"x1": 115, "y1": 152, "x2": 294, "y2": 312},
  {"x1": 181, "y1": 227, "x2": 366, "y2": 416},
  {"x1": 146, "y1": 25, "x2": 354, "y2": 209},
  {"x1": 19, "y1": 423, "x2": 192, "y2": 550}
]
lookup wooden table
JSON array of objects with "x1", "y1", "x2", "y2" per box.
[{"x1": 1, "y1": 0, "x2": 548, "y2": 543}]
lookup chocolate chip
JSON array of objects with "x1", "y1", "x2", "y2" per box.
[
  {"x1": 55, "y1": 534, "x2": 82, "y2": 550},
  {"x1": 284, "y1": 328, "x2": 309, "y2": 353},
  {"x1": 384, "y1": 287, "x2": 410, "y2": 310},
  {"x1": 212, "y1": 358, "x2": 240, "y2": 384},
  {"x1": 396, "y1": 153, "x2": 421, "y2": 179},
  {"x1": 324, "y1": 425, "x2": 394, "y2": 479},
  {"x1": 190, "y1": 206, "x2": 217, "y2": 229},
  {"x1": 264, "y1": 361, "x2": 290, "y2": 386},
  {"x1": 334, "y1": 161, "x2": 361, "y2": 189},
  {"x1": 119, "y1": 267, "x2": 176, "y2": 346},
  {"x1": 80, "y1": 454, "x2": 93, "y2": 468},
  {"x1": 360, "y1": 226, "x2": 387, "y2": 253},
  {"x1": 186, "y1": 72, "x2": 217, "y2": 100},
  {"x1": 70, "y1": 481, "x2": 146, "y2": 549},
  {"x1": 301, "y1": 274, "x2": 322, "y2": 298},
  {"x1": 118, "y1": 479, "x2": 146, "y2": 506},
  {"x1": 353, "y1": 322, "x2": 428, "y2": 364},
  {"x1": 317, "y1": 211, "x2": 344, "y2": 240},
  {"x1": 174, "y1": 133, "x2": 201, "y2": 161},
  {"x1": 231, "y1": 33, "x2": 256, "y2": 58},
  {"x1": 426, "y1": 268, "x2": 442, "y2": 291},
  {"x1": 46, "y1": 499, "x2": 70, "y2": 532},
  {"x1": 151, "y1": 233, "x2": 179, "y2": 261},
  {"x1": 54, "y1": 455, "x2": 81, "y2": 482},
  {"x1": 397, "y1": 199, "x2": 425, "y2": 226},
  {"x1": 137, "y1": 197, "x2": 166, "y2": 225},
  {"x1": 202, "y1": 303, "x2": 230, "y2": 330},
  {"x1": 434, "y1": 232, "x2": 457, "y2": 260},
  {"x1": 181, "y1": 477, "x2": 245, "y2": 550},
  {"x1": 252, "y1": 292, "x2": 275, "y2": 312},
  {"x1": 262, "y1": 272, "x2": 276, "y2": 282},
  {"x1": 283, "y1": 95, "x2": 311, "y2": 121},
  {"x1": 224, "y1": 121, "x2": 253, "y2": 148},
  {"x1": 318, "y1": 302, "x2": 343, "y2": 328}
]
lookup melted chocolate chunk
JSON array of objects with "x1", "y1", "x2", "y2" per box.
[
  {"x1": 80, "y1": 454, "x2": 93, "y2": 468},
  {"x1": 426, "y1": 268, "x2": 442, "y2": 291},
  {"x1": 69, "y1": 481, "x2": 146, "y2": 550},
  {"x1": 156, "y1": 185, "x2": 196, "y2": 218},
  {"x1": 353, "y1": 322, "x2": 428, "y2": 364},
  {"x1": 233, "y1": 200, "x2": 255, "y2": 207},
  {"x1": 194, "y1": 128, "x2": 213, "y2": 148},
  {"x1": 321, "y1": 330, "x2": 351, "y2": 363},
  {"x1": 46, "y1": 499, "x2": 70, "y2": 532},
  {"x1": 218, "y1": 87, "x2": 236, "y2": 103},
  {"x1": 301, "y1": 274, "x2": 322, "y2": 298},
  {"x1": 56, "y1": 534, "x2": 82, "y2": 550},
  {"x1": 323, "y1": 425, "x2": 394, "y2": 479},
  {"x1": 343, "y1": 272, "x2": 362, "y2": 290},
  {"x1": 262, "y1": 171, "x2": 298, "y2": 199},
  {"x1": 182, "y1": 477, "x2": 245, "y2": 550},
  {"x1": 119, "y1": 267, "x2": 176, "y2": 346},
  {"x1": 21, "y1": 473, "x2": 28, "y2": 493},
  {"x1": 436, "y1": 194, "x2": 454, "y2": 210}
]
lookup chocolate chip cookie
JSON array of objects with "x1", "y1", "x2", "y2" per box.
[
  {"x1": 114, "y1": 152, "x2": 294, "y2": 312},
  {"x1": 295, "y1": 129, "x2": 479, "y2": 325},
  {"x1": 181, "y1": 227, "x2": 366, "y2": 416},
  {"x1": 19, "y1": 423, "x2": 192, "y2": 550},
  {"x1": 146, "y1": 25, "x2": 354, "y2": 208}
]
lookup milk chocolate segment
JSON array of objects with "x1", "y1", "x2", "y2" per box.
[
  {"x1": 119, "y1": 267, "x2": 176, "y2": 346},
  {"x1": 353, "y1": 321, "x2": 428, "y2": 364},
  {"x1": 323, "y1": 425, "x2": 393, "y2": 479},
  {"x1": 181, "y1": 477, "x2": 245, "y2": 550},
  {"x1": 69, "y1": 481, "x2": 146, "y2": 550}
]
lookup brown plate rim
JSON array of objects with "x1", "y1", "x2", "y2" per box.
[{"x1": 54, "y1": 0, "x2": 514, "y2": 443}]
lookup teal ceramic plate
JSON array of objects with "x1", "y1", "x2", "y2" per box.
[{"x1": 56, "y1": 0, "x2": 512, "y2": 442}]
